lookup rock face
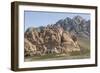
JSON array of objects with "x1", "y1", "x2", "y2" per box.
[{"x1": 24, "y1": 26, "x2": 80, "y2": 57}]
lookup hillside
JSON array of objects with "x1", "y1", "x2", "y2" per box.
[{"x1": 24, "y1": 15, "x2": 90, "y2": 61}]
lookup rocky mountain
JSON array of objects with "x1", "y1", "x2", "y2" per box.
[
  {"x1": 24, "y1": 15, "x2": 90, "y2": 57},
  {"x1": 55, "y1": 16, "x2": 90, "y2": 38}
]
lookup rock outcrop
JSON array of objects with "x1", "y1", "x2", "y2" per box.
[{"x1": 24, "y1": 26, "x2": 80, "y2": 57}]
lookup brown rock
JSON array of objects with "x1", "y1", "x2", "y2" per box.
[
  {"x1": 24, "y1": 26, "x2": 81, "y2": 57},
  {"x1": 24, "y1": 38, "x2": 37, "y2": 56}
]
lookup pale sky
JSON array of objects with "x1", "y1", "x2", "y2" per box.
[{"x1": 24, "y1": 11, "x2": 90, "y2": 31}]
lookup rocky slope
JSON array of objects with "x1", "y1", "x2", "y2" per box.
[
  {"x1": 24, "y1": 26, "x2": 80, "y2": 57},
  {"x1": 55, "y1": 16, "x2": 90, "y2": 38},
  {"x1": 24, "y1": 16, "x2": 90, "y2": 57}
]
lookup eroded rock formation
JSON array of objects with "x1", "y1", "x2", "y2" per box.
[{"x1": 24, "y1": 26, "x2": 80, "y2": 57}]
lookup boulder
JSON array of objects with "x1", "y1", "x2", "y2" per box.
[{"x1": 24, "y1": 38, "x2": 37, "y2": 56}]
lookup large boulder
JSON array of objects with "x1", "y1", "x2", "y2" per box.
[
  {"x1": 61, "y1": 31, "x2": 80, "y2": 53},
  {"x1": 24, "y1": 38, "x2": 37, "y2": 56}
]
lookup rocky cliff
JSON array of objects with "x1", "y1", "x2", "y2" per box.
[{"x1": 24, "y1": 26, "x2": 80, "y2": 57}]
